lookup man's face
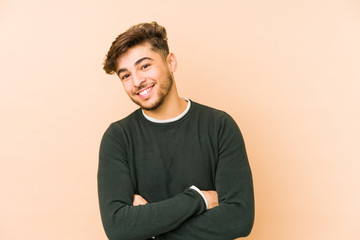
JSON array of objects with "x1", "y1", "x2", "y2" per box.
[{"x1": 116, "y1": 43, "x2": 176, "y2": 111}]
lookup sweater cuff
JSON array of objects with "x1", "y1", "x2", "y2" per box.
[{"x1": 189, "y1": 185, "x2": 208, "y2": 209}]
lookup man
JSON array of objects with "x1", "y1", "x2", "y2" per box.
[{"x1": 98, "y1": 22, "x2": 254, "y2": 240}]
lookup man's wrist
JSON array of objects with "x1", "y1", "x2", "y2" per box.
[{"x1": 189, "y1": 185, "x2": 208, "y2": 209}]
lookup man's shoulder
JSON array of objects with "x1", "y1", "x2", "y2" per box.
[
  {"x1": 190, "y1": 101, "x2": 239, "y2": 130},
  {"x1": 191, "y1": 101, "x2": 228, "y2": 119},
  {"x1": 106, "y1": 108, "x2": 142, "y2": 133}
]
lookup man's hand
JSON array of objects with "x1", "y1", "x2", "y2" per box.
[
  {"x1": 201, "y1": 190, "x2": 219, "y2": 209},
  {"x1": 133, "y1": 194, "x2": 148, "y2": 206}
]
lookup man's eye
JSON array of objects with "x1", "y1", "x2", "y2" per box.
[
  {"x1": 142, "y1": 64, "x2": 150, "y2": 70},
  {"x1": 121, "y1": 74, "x2": 130, "y2": 80}
]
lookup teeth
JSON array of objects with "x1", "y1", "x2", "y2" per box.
[{"x1": 139, "y1": 86, "x2": 152, "y2": 96}]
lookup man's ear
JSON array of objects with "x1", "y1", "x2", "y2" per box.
[{"x1": 167, "y1": 53, "x2": 177, "y2": 73}]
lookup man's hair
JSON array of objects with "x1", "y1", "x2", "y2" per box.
[{"x1": 103, "y1": 21, "x2": 169, "y2": 75}]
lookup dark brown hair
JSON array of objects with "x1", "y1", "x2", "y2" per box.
[{"x1": 103, "y1": 21, "x2": 169, "y2": 75}]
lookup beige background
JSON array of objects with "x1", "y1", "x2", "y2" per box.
[{"x1": 1, "y1": 0, "x2": 359, "y2": 239}]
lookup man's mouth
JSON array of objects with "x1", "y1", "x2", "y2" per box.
[{"x1": 137, "y1": 85, "x2": 154, "y2": 98}]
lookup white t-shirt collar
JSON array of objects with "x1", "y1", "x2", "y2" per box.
[{"x1": 142, "y1": 98, "x2": 191, "y2": 123}]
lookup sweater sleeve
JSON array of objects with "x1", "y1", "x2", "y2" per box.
[
  {"x1": 97, "y1": 124, "x2": 206, "y2": 240},
  {"x1": 156, "y1": 113, "x2": 254, "y2": 240}
]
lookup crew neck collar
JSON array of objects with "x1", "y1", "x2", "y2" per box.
[{"x1": 142, "y1": 98, "x2": 191, "y2": 123}]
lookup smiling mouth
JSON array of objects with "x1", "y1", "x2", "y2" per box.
[{"x1": 137, "y1": 85, "x2": 154, "y2": 97}]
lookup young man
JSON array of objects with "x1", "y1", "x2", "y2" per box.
[{"x1": 98, "y1": 22, "x2": 254, "y2": 240}]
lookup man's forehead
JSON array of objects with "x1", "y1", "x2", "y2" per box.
[{"x1": 116, "y1": 43, "x2": 155, "y2": 70}]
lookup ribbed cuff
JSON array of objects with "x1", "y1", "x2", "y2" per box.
[{"x1": 189, "y1": 185, "x2": 208, "y2": 209}]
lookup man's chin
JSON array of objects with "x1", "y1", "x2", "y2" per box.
[
  {"x1": 141, "y1": 103, "x2": 161, "y2": 111},
  {"x1": 132, "y1": 98, "x2": 163, "y2": 111}
]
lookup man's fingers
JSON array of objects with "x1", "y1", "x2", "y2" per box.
[
  {"x1": 201, "y1": 190, "x2": 219, "y2": 209},
  {"x1": 133, "y1": 194, "x2": 148, "y2": 206}
]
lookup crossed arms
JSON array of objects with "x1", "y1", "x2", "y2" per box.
[
  {"x1": 133, "y1": 191, "x2": 219, "y2": 210},
  {"x1": 97, "y1": 114, "x2": 254, "y2": 240}
]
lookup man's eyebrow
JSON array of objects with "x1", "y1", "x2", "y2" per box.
[{"x1": 117, "y1": 57, "x2": 153, "y2": 76}]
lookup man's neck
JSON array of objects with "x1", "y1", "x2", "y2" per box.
[{"x1": 143, "y1": 94, "x2": 188, "y2": 120}]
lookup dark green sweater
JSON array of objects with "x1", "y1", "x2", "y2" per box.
[{"x1": 98, "y1": 101, "x2": 254, "y2": 240}]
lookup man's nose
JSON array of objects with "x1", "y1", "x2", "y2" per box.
[{"x1": 132, "y1": 72, "x2": 145, "y2": 87}]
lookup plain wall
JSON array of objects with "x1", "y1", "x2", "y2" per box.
[{"x1": 1, "y1": 0, "x2": 359, "y2": 239}]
